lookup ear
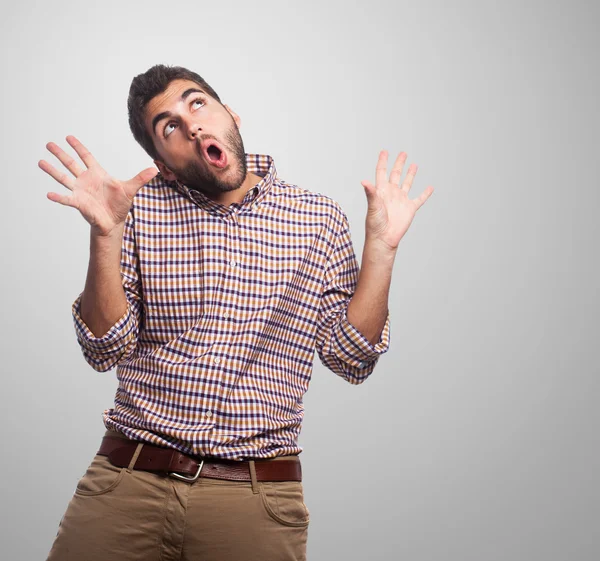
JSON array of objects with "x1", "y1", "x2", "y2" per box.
[
  {"x1": 154, "y1": 159, "x2": 177, "y2": 181},
  {"x1": 224, "y1": 104, "x2": 241, "y2": 129}
]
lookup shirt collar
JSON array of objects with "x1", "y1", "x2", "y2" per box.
[{"x1": 164, "y1": 153, "x2": 276, "y2": 215}]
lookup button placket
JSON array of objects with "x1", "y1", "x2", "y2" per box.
[
  {"x1": 213, "y1": 215, "x2": 241, "y2": 413},
  {"x1": 224, "y1": 216, "x2": 239, "y2": 326}
]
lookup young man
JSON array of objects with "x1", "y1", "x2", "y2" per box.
[{"x1": 40, "y1": 64, "x2": 433, "y2": 561}]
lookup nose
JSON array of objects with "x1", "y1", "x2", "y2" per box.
[{"x1": 184, "y1": 115, "x2": 202, "y2": 140}]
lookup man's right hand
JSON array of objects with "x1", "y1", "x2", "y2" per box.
[{"x1": 39, "y1": 135, "x2": 158, "y2": 237}]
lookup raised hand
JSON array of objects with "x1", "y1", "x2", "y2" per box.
[
  {"x1": 39, "y1": 135, "x2": 158, "y2": 237},
  {"x1": 361, "y1": 150, "x2": 434, "y2": 252}
]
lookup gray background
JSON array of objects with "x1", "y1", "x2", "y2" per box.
[{"x1": 1, "y1": 0, "x2": 598, "y2": 559}]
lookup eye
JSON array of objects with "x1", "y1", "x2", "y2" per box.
[
  {"x1": 164, "y1": 122, "x2": 177, "y2": 137},
  {"x1": 163, "y1": 97, "x2": 206, "y2": 138}
]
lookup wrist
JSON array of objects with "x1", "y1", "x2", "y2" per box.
[
  {"x1": 91, "y1": 221, "x2": 125, "y2": 241},
  {"x1": 363, "y1": 237, "x2": 397, "y2": 261}
]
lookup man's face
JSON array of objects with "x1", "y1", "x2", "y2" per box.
[{"x1": 144, "y1": 79, "x2": 248, "y2": 197}]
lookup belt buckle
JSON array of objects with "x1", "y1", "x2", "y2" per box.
[{"x1": 169, "y1": 459, "x2": 204, "y2": 482}]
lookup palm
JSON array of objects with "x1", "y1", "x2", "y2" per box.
[
  {"x1": 71, "y1": 167, "x2": 132, "y2": 230},
  {"x1": 39, "y1": 135, "x2": 158, "y2": 236},
  {"x1": 361, "y1": 150, "x2": 434, "y2": 250}
]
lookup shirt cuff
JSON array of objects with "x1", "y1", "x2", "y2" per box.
[
  {"x1": 336, "y1": 304, "x2": 391, "y2": 368},
  {"x1": 71, "y1": 293, "x2": 134, "y2": 355}
]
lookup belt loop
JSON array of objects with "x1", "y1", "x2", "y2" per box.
[
  {"x1": 127, "y1": 442, "x2": 145, "y2": 473},
  {"x1": 249, "y1": 460, "x2": 259, "y2": 494}
]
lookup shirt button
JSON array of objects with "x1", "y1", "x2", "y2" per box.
[
  {"x1": 223, "y1": 312, "x2": 229, "y2": 319},
  {"x1": 213, "y1": 357, "x2": 221, "y2": 364},
  {"x1": 205, "y1": 410, "x2": 212, "y2": 418},
  {"x1": 229, "y1": 259, "x2": 236, "y2": 267}
]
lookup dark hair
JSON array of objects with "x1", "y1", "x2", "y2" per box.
[{"x1": 127, "y1": 64, "x2": 223, "y2": 162}]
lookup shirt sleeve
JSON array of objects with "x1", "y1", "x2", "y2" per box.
[
  {"x1": 315, "y1": 209, "x2": 391, "y2": 384},
  {"x1": 71, "y1": 208, "x2": 144, "y2": 372}
]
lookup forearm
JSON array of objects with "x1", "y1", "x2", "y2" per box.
[
  {"x1": 346, "y1": 239, "x2": 396, "y2": 345},
  {"x1": 79, "y1": 223, "x2": 127, "y2": 338}
]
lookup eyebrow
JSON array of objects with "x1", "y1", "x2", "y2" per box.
[{"x1": 151, "y1": 88, "x2": 207, "y2": 136}]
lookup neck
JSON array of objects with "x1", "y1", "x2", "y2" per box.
[{"x1": 209, "y1": 171, "x2": 262, "y2": 207}]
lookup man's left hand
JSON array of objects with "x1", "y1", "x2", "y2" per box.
[{"x1": 361, "y1": 150, "x2": 434, "y2": 252}]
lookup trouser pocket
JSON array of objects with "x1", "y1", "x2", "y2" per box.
[
  {"x1": 75, "y1": 454, "x2": 128, "y2": 496},
  {"x1": 259, "y1": 480, "x2": 310, "y2": 527}
]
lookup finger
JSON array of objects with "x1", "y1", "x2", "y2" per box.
[
  {"x1": 38, "y1": 159, "x2": 76, "y2": 191},
  {"x1": 361, "y1": 180, "x2": 375, "y2": 190},
  {"x1": 401, "y1": 163, "x2": 418, "y2": 194},
  {"x1": 375, "y1": 150, "x2": 388, "y2": 186},
  {"x1": 66, "y1": 135, "x2": 99, "y2": 169},
  {"x1": 123, "y1": 166, "x2": 159, "y2": 194},
  {"x1": 361, "y1": 179, "x2": 376, "y2": 202},
  {"x1": 412, "y1": 186, "x2": 434, "y2": 210},
  {"x1": 46, "y1": 190, "x2": 78, "y2": 208},
  {"x1": 46, "y1": 141, "x2": 85, "y2": 178},
  {"x1": 388, "y1": 152, "x2": 407, "y2": 186}
]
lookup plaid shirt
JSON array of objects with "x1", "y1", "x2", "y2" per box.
[{"x1": 72, "y1": 153, "x2": 391, "y2": 459}]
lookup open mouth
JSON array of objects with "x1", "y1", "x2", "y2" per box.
[{"x1": 201, "y1": 140, "x2": 228, "y2": 169}]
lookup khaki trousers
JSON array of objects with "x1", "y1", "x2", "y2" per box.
[{"x1": 45, "y1": 429, "x2": 309, "y2": 561}]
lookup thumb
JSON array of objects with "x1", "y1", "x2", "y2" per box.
[
  {"x1": 124, "y1": 166, "x2": 159, "y2": 194},
  {"x1": 361, "y1": 179, "x2": 376, "y2": 202}
]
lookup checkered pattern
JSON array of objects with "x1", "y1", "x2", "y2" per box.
[{"x1": 72, "y1": 153, "x2": 390, "y2": 459}]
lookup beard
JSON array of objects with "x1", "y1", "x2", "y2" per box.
[{"x1": 169, "y1": 121, "x2": 248, "y2": 196}]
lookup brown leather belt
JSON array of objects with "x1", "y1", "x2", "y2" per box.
[{"x1": 97, "y1": 435, "x2": 302, "y2": 482}]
